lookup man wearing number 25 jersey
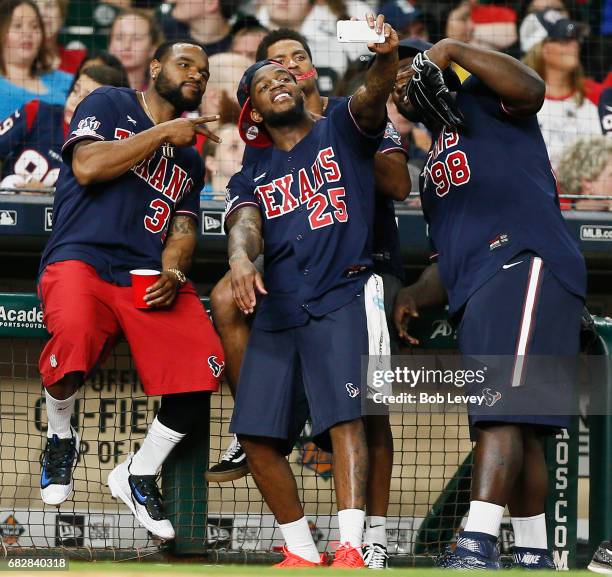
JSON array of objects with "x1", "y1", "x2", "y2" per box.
[{"x1": 37, "y1": 41, "x2": 224, "y2": 541}]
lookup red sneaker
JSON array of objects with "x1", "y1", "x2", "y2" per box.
[
  {"x1": 331, "y1": 543, "x2": 365, "y2": 568},
  {"x1": 274, "y1": 547, "x2": 327, "y2": 568}
]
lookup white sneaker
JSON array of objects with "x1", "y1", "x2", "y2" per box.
[
  {"x1": 363, "y1": 543, "x2": 389, "y2": 569},
  {"x1": 40, "y1": 427, "x2": 80, "y2": 506},
  {"x1": 107, "y1": 453, "x2": 175, "y2": 541}
]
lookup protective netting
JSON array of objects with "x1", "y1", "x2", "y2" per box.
[{"x1": 0, "y1": 336, "x2": 474, "y2": 560}]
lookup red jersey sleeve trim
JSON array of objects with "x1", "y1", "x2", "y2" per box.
[
  {"x1": 225, "y1": 200, "x2": 260, "y2": 222},
  {"x1": 175, "y1": 210, "x2": 199, "y2": 221}
]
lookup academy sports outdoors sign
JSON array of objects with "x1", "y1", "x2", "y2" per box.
[{"x1": 0, "y1": 293, "x2": 48, "y2": 337}]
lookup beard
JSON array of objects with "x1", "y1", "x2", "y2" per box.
[
  {"x1": 155, "y1": 70, "x2": 202, "y2": 112},
  {"x1": 262, "y1": 94, "x2": 306, "y2": 128}
]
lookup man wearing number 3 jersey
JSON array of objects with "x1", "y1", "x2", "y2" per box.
[
  {"x1": 393, "y1": 38, "x2": 586, "y2": 569},
  {"x1": 36, "y1": 40, "x2": 224, "y2": 541}
]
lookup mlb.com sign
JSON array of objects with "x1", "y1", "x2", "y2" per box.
[{"x1": 580, "y1": 225, "x2": 612, "y2": 241}]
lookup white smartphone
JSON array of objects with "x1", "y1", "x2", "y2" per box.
[{"x1": 336, "y1": 20, "x2": 386, "y2": 43}]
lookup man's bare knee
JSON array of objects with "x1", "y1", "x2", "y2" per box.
[
  {"x1": 46, "y1": 371, "x2": 84, "y2": 400},
  {"x1": 210, "y1": 274, "x2": 242, "y2": 330}
]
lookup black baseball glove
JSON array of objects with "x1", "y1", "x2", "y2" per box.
[{"x1": 406, "y1": 51, "x2": 466, "y2": 131}]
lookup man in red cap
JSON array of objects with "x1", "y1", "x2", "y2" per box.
[{"x1": 223, "y1": 14, "x2": 399, "y2": 568}]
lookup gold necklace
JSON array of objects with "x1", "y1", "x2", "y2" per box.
[{"x1": 141, "y1": 91, "x2": 157, "y2": 125}]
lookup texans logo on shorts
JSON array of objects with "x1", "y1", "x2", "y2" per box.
[
  {"x1": 345, "y1": 382, "x2": 360, "y2": 398},
  {"x1": 482, "y1": 388, "x2": 502, "y2": 407},
  {"x1": 208, "y1": 355, "x2": 225, "y2": 378}
]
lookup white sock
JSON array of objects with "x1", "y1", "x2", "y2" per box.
[
  {"x1": 129, "y1": 417, "x2": 185, "y2": 475},
  {"x1": 364, "y1": 515, "x2": 387, "y2": 547},
  {"x1": 338, "y1": 508, "x2": 365, "y2": 549},
  {"x1": 279, "y1": 516, "x2": 320, "y2": 563},
  {"x1": 511, "y1": 513, "x2": 547, "y2": 549},
  {"x1": 45, "y1": 389, "x2": 78, "y2": 439},
  {"x1": 464, "y1": 500, "x2": 505, "y2": 537}
]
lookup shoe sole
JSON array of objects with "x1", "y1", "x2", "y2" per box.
[
  {"x1": 204, "y1": 463, "x2": 250, "y2": 483},
  {"x1": 108, "y1": 467, "x2": 174, "y2": 541},
  {"x1": 588, "y1": 562, "x2": 612, "y2": 574},
  {"x1": 40, "y1": 486, "x2": 72, "y2": 507}
]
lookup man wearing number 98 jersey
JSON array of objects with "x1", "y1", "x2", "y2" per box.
[
  {"x1": 393, "y1": 39, "x2": 586, "y2": 569},
  {"x1": 37, "y1": 40, "x2": 224, "y2": 541},
  {"x1": 0, "y1": 65, "x2": 128, "y2": 193}
]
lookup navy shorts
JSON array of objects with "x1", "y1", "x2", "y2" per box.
[
  {"x1": 230, "y1": 292, "x2": 369, "y2": 444},
  {"x1": 457, "y1": 251, "x2": 583, "y2": 434}
]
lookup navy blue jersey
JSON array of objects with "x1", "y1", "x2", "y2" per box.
[
  {"x1": 242, "y1": 95, "x2": 407, "y2": 281},
  {"x1": 0, "y1": 100, "x2": 65, "y2": 188},
  {"x1": 40, "y1": 87, "x2": 204, "y2": 286},
  {"x1": 599, "y1": 87, "x2": 612, "y2": 135},
  {"x1": 226, "y1": 98, "x2": 384, "y2": 331},
  {"x1": 420, "y1": 76, "x2": 586, "y2": 315}
]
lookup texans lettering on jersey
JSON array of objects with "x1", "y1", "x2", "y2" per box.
[
  {"x1": 250, "y1": 147, "x2": 346, "y2": 227},
  {"x1": 422, "y1": 128, "x2": 471, "y2": 197},
  {"x1": 0, "y1": 100, "x2": 65, "y2": 190},
  {"x1": 240, "y1": 95, "x2": 408, "y2": 281},
  {"x1": 226, "y1": 98, "x2": 384, "y2": 331},
  {"x1": 420, "y1": 76, "x2": 586, "y2": 315},
  {"x1": 40, "y1": 87, "x2": 204, "y2": 286}
]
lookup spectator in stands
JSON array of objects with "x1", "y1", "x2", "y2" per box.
[
  {"x1": 0, "y1": 65, "x2": 128, "y2": 193},
  {"x1": 230, "y1": 17, "x2": 268, "y2": 63},
  {"x1": 556, "y1": 136, "x2": 612, "y2": 210},
  {"x1": 522, "y1": 10, "x2": 601, "y2": 167},
  {"x1": 158, "y1": 0, "x2": 234, "y2": 57},
  {"x1": 438, "y1": 0, "x2": 474, "y2": 82},
  {"x1": 380, "y1": 0, "x2": 427, "y2": 40},
  {"x1": 34, "y1": 0, "x2": 86, "y2": 73},
  {"x1": 200, "y1": 51, "x2": 251, "y2": 122},
  {"x1": 0, "y1": 0, "x2": 73, "y2": 120},
  {"x1": 202, "y1": 123, "x2": 244, "y2": 200},
  {"x1": 255, "y1": 0, "x2": 373, "y2": 77},
  {"x1": 74, "y1": 49, "x2": 129, "y2": 86},
  {"x1": 444, "y1": 0, "x2": 474, "y2": 44},
  {"x1": 599, "y1": 86, "x2": 612, "y2": 134},
  {"x1": 470, "y1": 4, "x2": 518, "y2": 53},
  {"x1": 525, "y1": 0, "x2": 568, "y2": 15},
  {"x1": 109, "y1": 9, "x2": 163, "y2": 90}
]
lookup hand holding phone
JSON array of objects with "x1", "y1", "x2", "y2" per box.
[{"x1": 337, "y1": 20, "x2": 386, "y2": 43}]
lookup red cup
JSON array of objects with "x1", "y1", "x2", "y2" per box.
[{"x1": 130, "y1": 269, "x2": 161, "y2": 309}]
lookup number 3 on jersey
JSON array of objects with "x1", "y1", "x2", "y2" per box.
[
  {"x1": 144, "y1": 198, "x2": 171, "y2": 233},
  {"x1": 429, "y1": 150, "x2": 471, "y2": 197}
]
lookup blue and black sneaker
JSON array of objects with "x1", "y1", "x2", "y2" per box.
[
  {"x1": 513, "y1": 547, "x2": 556, "y2": 569},
  {"x1": 40, "y1": 427, "x2": 79, "y2": 506},
  {"x1": 436, "y1": 531, "x2": 501, "y2": 570}
]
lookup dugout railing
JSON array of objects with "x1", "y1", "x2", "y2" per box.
[{"x1": 0, "y1": 292, "x2": 610, "y2": 567}]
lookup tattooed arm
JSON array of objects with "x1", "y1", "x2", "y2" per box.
[
  {"x1": 226, "y1": 206, "x2": 266, "y2": 314},
  {"x1": 144, "y1": 215, "x2": 198, "y2": 308},
  {"x1": 349, "y1": 14, "x2": 399, "y2": 134}
]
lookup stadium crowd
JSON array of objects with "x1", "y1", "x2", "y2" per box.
[{"x1": 0, "y1": 0, "x2": 610, "y2": 206}]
